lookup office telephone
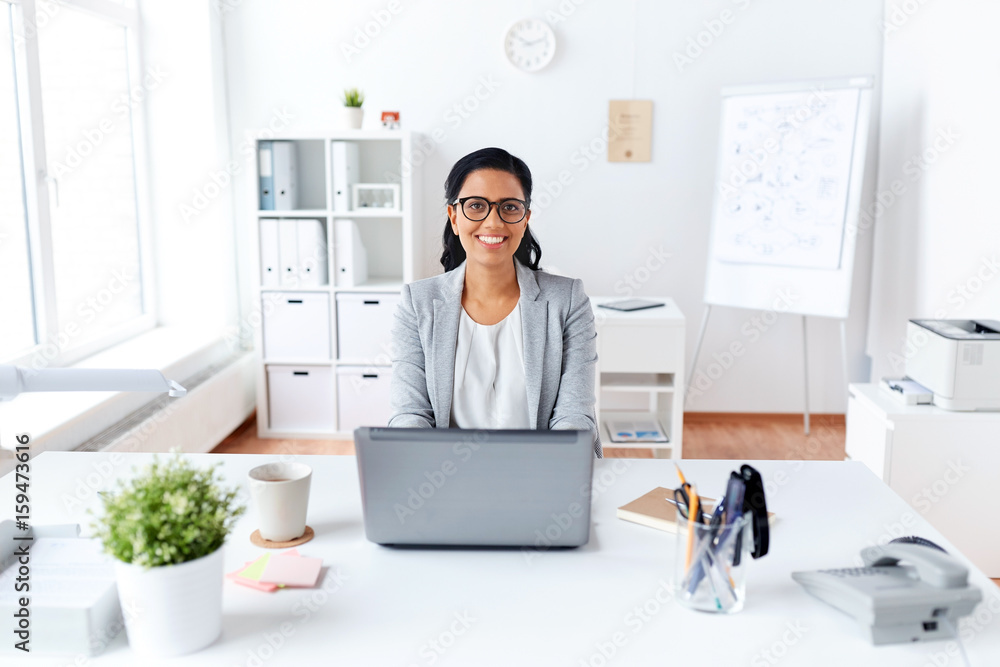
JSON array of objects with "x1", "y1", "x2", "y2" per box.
[{"x1": 792, "y1": 538, "x2": 982, "y2": 645}]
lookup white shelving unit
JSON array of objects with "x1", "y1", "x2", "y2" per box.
[
  {"x1": 590, "y1": 297, "x2": 686, "y2": 458},
  {"x1": 251, "y1": 130, "x2": 423, "y2": 439}
]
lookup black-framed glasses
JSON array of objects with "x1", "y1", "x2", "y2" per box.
[{"x1": 453, "y1": 196, "x2": 528, "y2": 223}]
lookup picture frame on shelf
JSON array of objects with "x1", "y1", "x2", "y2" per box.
[{"x1": 351, "y1": 183, "x2": 400, "y2": 212}]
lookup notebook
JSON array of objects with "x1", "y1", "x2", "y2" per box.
[
  {"x1": 617, "y1": 487, "x2": 776, "y2": 533},
  {"x1": 617, "y1": 487, "x2": 716, "y2": 533}
]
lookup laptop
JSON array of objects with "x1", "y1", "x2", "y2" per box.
[{"x1": 354, "y1": 427, "x2": 594, "y2": 547}]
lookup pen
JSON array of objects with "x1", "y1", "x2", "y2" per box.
[{"x1": 684, "y1": 483, "x2": 699, "y2": 571}]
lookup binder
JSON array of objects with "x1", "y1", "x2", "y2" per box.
[
  {"x1": 331, "y1": 141, "x2": 359, "y2": 212},
  {"x1": 296, "y1": 219, "x2": 328, "y2": 287},
  {"x1": 258, "y1": 141, "x2": 274, "y2": 210},
  {"x1": 334, "y1": 219, "x2": 368, "y2": 287},
  {"x1": 278, "y1": 220, "x2": 299, "y2": 287},
  {"x1": 259, "y1": 218, "x2": 280, "y2": 287},
  {"x1": 272, "y1": 141, "x2": 298, "y2": 210}
]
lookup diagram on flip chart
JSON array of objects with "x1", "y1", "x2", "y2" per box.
[{"x1": 710, "y1": 87, "x2": 862, "y2": 270}]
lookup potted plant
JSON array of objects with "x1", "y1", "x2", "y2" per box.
[
  {"x1": 340, "y1": 87, "x2": 365, "y2": 129},
  {"x1": 91, "y1": 454, "x2": 246, "y2": 657}
]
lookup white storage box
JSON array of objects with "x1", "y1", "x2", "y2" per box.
[
  {"x1": 266, "y1": 365, "x2": 335, "y2": 432},
  {"x1": 262, "y1": 292, "x2": 331, "y2": 360},
  {"x1": 336, "y1": 366, "x2": 393, "y2": 431},
  {"x1": 336, "y1": 292, "x2": 400, "y2": 363}
]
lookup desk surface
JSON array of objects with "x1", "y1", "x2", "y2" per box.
[
  {"x1": 851, "y1": 382, "x2": 1000, "y2": 422},
  {"x1": 4, "y1": 453, "x2": 1000, "y2": 666},
  {"x1": 590, "y1": 296, "x2": 685, "y2": 325}
]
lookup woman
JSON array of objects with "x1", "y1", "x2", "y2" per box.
[{"x1": 388, "y1": 147, "x2": 602, "y2": 457}]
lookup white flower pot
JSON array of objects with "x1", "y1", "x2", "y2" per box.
[
  {"x1": 114, "y1": 547, "x2": 224, "y2": 657},
  {"x1": 339, "y1": 106, "x2": 364, "y2": 129}
]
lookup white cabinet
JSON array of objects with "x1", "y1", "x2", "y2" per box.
[
  {"x1": 590, "y1": 297, "x2": 686, "y2": 458},
  {"x1": 267, "y1": 365, "x2": 335, "y2": 433},
  {"x1": 335, "y1": 292, "x2": 400, "y2": 363},
  {"x1": 846, "y1": 383, "x2": 1000, "y2": 576},
  {"x1": 336, "y1": 366, "x2": 393, "y2": 432},
  {"x1": 261, "y1": 292, "x2": 331, "y2": 361},
  {"x1": 252, "y1": 131, "x2": 422, "y2": 438}
]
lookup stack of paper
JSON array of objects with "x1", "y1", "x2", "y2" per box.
[
  {"x1": 607, "y1": 420, "x2": 669, "y2": 443},
  {"x1": 226, "y1": 549, "x2": 323, "y2": 592}
]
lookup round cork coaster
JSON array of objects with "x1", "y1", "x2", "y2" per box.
[{"x1": 250, "y1": 525, "x2": 315, "y2": 549}]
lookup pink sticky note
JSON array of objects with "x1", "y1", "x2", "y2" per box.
[
  {"x1": 259, "y1": 555, "x2": 323, "y2": 587},
  {"x1": 231, "y1": 577, "x2": 279, "y2": 592}
]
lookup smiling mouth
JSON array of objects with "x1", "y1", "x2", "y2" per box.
[{"x1": 475, "y1": 234, "x2": 507, "y2": 247}]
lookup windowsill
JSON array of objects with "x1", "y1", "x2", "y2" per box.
[{"x1": 0, "y1": 326, "x2": 239, "y2": 455}]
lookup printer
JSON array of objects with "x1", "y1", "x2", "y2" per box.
[{"x1": 905, "y1": 319, "x2": 1000, "y2": 411}]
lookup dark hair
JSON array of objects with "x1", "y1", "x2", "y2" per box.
[{"x1": 440, "y1": 147, "x2": 542, "y2": 272}]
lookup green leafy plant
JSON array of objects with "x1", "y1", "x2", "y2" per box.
[
  {"x1": 343, "y1": 87, "x2": 365, "y2": 107},
  {"x1": 91, "y1": 454, "x2": 246, "y2": 568}
]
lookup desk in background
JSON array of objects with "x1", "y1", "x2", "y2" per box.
[
  {"x1": 4, "y1": 452, "x2": 1000, "y2": 665},
  {"x1": 846, "y1": 382, "x2": 1000, "y2": 577},
  {"x1": 590, "y1": 297, "x2": 685, "y2": 458}
]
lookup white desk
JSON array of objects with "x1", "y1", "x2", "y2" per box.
[
  {"x1": 846, "y1": 382, "x2": 1000, "y2": 577},
  {"x1": 4, "y1": 453, "x2": 1000, "y2": 665},
  {"x1": 590, "y1": 297, "x2": 685, "y2": 457}
]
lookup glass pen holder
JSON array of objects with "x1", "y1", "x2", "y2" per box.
[{"x1": 674, "y1": 513, "x2": 753, "y2": 614}]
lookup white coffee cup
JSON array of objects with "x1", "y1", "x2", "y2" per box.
[{"x1": 248, "y1": 462, "x2": 312, "y2": 542}]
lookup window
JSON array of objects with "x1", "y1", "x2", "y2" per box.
[
  {"x1": 1, "y1": 0, "x2": 151, "y2": 367},
  {"x1": 0, "y1": 4, "x2": 36, "y2": 357}
]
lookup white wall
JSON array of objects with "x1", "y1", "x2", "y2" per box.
[
  {"x1": 221, "y1": 0, "x2": 884, "y2": 413},
  {"x1": 140, "y1": 0, "x2": 239, "y2": 335},
  {"x1": 867, "y1": 0, "x2": 1000, "y2": 381}
]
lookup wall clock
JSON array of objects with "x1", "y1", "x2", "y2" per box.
[{"x1": 504, "y1": 19, "x2": 556, "y2": 72}]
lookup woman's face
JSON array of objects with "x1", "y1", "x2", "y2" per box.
[{"x1": 447, "y1": 169, "x2": 531, "y2": 271}]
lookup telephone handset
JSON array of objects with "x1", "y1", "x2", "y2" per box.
[{"x1": 792, "y1": 538, "x2": 982, "y2": 646}]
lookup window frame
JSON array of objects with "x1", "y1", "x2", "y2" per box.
[{"x1": 3, "y1": 0, "x2": 157, "y2": 368}]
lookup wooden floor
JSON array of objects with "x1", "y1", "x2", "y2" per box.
[
  {"x1": 213, "y1": 411, "x2": 847, "y2": 461},
  {"x1": 212, "y1": 413, "x2": 999, "y2": 586}
]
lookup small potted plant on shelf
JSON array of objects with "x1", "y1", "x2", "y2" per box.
[
  {"x1": 340, "y1": 87, "x2": 365, "y2": 129},
  {"x1": 91, "y1": 453, "x2": 246, "y2": 657}
]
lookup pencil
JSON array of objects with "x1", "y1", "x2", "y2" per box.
[{"x1": 684, "y1": 484, "x2": 700, "y2": 571}]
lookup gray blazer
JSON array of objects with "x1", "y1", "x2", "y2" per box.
[{"x1": 388, "y1": 259, "x2": 602, "y2": 457}]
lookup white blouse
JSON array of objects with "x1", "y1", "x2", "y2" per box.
[{"x1": 450, "y1": 300, "x2": 532, "y2": 430}]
